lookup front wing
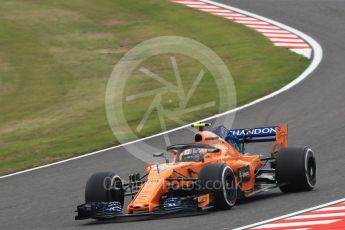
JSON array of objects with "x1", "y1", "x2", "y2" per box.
[{"x1": 75, "y1": 202, "x2": 209, "y2": 222}]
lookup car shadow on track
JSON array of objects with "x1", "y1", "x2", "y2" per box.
[{"x1": 236, "y1": 190, "x2": 283, "y2": 205}]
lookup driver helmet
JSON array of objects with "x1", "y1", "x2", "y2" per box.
[{"x1": 180, "y1": 148, "x2": 203, "y2": 162}]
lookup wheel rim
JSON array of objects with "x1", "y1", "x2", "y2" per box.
[
  {"x1": 305, "y1": 149, "x2": 316, "y2": 187},
  {"x1": 222, "y1": 167, "x2": 236, "y2": 206},
  {"x1": 109, "y1": 175, "x2": 124, "y2": 206}
]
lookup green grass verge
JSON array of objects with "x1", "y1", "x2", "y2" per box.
[{"x1": 0, "y1": 0, "x2": 310, "y2": 175}]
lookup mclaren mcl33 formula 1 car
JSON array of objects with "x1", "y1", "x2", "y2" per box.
[{"x1": 75, "y1": 123, "x2": 316, "y2": 221}]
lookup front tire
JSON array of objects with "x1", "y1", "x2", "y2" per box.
[
  {"x1": 198, "y1": 164, "x2": 237, "y2": 210},
  {"x1": 275, "y1": 146, "x2": 316, "y2": 193},
  {"x1": 85, "y1": 172, "x2": 124, "y2": 207}
]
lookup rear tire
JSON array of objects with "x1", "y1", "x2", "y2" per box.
[
  {"x1": 85, "y1": 172, "x2": 124, "y2": 207},
  {"x1": 198, "y1": 164, "x2": 237, "y2": 210},
  {"x1": 275, "y1": 146, "x2": 316, "y2": 193}
]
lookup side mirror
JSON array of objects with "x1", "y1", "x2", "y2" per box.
[
  {"x1": 207, "y1": 148, "x2": 221, "y2": 153},
  {"x1": 152, "y1": 152, "x2": 169, "y2": 163},
  {"x1": 153, "y1": 152, "x2": 164, "y2": 157}
]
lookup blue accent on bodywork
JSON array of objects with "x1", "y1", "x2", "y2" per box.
[
  {"x1": 94, "y1": 201, "x2": 122, "y2": 217},
  {"x1": 163, "y1": 197, "x2": 197, "y2": 211},
  {"x1": 209, "y1": 125, "x2": 241, "y2": 151},
  {"x1": 225, "y1": 133, "x2": 242, "y2": 151}
]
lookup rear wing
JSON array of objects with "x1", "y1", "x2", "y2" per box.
[
  {"x1": 209, "y1": 124, "x2": 288, "y2": 152},
  {"x1": 229, "y1": 126, "x2": 277, "y2": 143}
]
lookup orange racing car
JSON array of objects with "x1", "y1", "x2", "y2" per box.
[{"x1": 75, "y1": 123, "x2": 316, "y2": 221}]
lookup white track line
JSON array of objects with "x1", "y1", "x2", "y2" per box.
[
  {"x1": 187, "y1": 5, "x2": 219, "y2": 9},
  {"x1": 252, "y1": 219, "x2": 340, "y2": 229},
  {"x1": 257, "y1": 29, "x2": 291, "y2": 33},
  {"x1": 0, "y1": 0, "x2": 322, "y2": 180},
  {"x1": 274, "y1": 43, "x2": 310, "y2": 48},
  {"x1": 172, "y1": 0, "x2": 204, "y2": 4},
  {"x1": 233, "y1": 198, "x2": 345, "y2": 230},
  {"x1": 263, "y1": 33, "x2": 298, "y2": 38},
  {"x1": 236, "y1": 21, "x2": 270, "y2": 25},
  {"x1": 198, "y1": 9, "x2": 232, "y2": 13},
  {"x1": 246, "y1": 25, "x2": 280, "y2": 29},
  {"x1": 223, "y1": 13, "x2": 246, "y2": 17},
  {"x1": 316, "y1": 206, "x2": 345, "y2": 211},
  {"x1": 288, "y1": 213, "x2": 345, "y2": 219},
  {"x1": 284, "y1": 228, "x2": 310, "y2": 230},
  {"x1": 211, "y1": 12, "x2": 240, "y2": 16},
  {"x1": 231, "y1": 17, "x2": 258, "y2": 21},
  {"x1": 269, "y1": 38, "x2": 304, "y2": 42}
]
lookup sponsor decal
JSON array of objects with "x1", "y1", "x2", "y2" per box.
[
  {"x1": 238, "y1": 166, "x2": 250, "y2": 183},
  {"x1": 229, "y1": 127, "x2": 276, "y2": 137}
]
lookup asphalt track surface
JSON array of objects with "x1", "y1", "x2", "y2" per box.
[{"x1": 1, "y1": 0, "x2": 345, "y2": 229}]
